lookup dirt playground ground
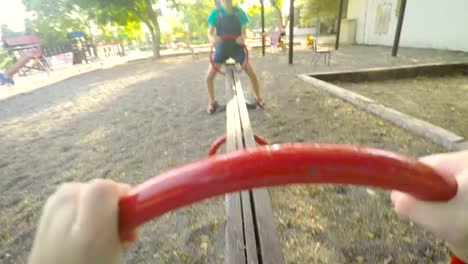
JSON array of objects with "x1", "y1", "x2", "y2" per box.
[
  {"x1": 334, "y1": 74, "x2": 468, "y2": 138},
  {"x1": 1, "y1": 46, "x2": 468, "y2": 263}
]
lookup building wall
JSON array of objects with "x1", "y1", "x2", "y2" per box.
[
  {"x1": 347, "y1": 0, "x2": 468, "y2": 52},
  {"x1": 347, "y1": 0, "x2": 366, "y2": 43},
  {"x1": 400, "y1": 0, "x2": 468, "y2": 52}
]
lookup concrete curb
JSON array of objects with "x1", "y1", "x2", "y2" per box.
[
  {"x1": 301, "y1": 61, "x2": 468, "y2": 79},
  {"x1": 298, "y1": 74, "x2": 465, "y2": 150}
]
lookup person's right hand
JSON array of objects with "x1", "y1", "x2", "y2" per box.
[
  {"x1": 28, "y1": 179, "x2": 136, "y2": 264},
  {"x1": 391, "y1": 150, "x2": 468, "y2": 262}
]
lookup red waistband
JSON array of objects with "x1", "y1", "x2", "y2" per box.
[{"x1": 220, "y1": 34, "x2": 238, "y2": 40}]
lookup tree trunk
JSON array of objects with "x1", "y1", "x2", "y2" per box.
[
  {"x1": 86, "y1": 23, "x2": 98, "y2": 57},
  {"x1": 154, "y1": 19, "x2": 161, "y2": 56},
  {"x1": 270, "y1": 0, "x2": 285, "y2": 28},
  {"x1": 144, "y1": 21, "x2": 159, "y2": 58},
  {"x1": 88, "y1": 36, "x2": 98, "y2": 58},
  {"x1": 144, "y1": 0, "x2": 160, "y2": 58}
]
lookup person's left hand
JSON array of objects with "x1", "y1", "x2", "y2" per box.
[
  {"x1": 236, "y1": 36, "x2": 245, "y2": 45},
  {"x1": 28, "y1": 179, "x2": 136, "y2": 264},
  {"x1": 392, "y1": 151, "x2": 468, "y2": 262}
]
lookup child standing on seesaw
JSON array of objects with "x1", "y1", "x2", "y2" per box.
[{"x1": 205, "y1": 0, "x2": 265, "y2": 114}]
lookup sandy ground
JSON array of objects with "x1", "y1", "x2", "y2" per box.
[
  {"x1": 0, "y1": 45, "x2": 467, "y2": 263},
  {"x1": 333, "y1": 74, "x2": 468, "y2": 138},
  {"x1": 0, "y1": 51, "x2": 153, "y2": 102}
]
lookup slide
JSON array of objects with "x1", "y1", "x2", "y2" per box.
[{"x1": 1, "y1": 51, "x2": 50, "y2": 86}]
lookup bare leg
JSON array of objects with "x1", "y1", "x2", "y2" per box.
[
  {"x1": 243, "y1": 63, "x2": 261, "y2": 100},
  {"x1": 205, "y1": 63, "x2": 220, "y2": 105}
]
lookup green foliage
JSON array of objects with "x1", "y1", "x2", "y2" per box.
[
  {"x1": 94, "y1": 0, "x2": 169, "y2": 56},
  {"x1": 22, "y1": 0, "x2": 148, "y2": 47},
  {"x1": 247, "y1": 5, "x2": 280, "y2": 29},
  {"x1": 22, "y1": 0, "x2": 100, "y2": 45},
  {"x1": 179, "y1": 0, "x2": 213, "y2": 44},
  {"x1": 0, "y1": 49, "x2": 13, "y2": 70},
  {"x1": 20, "y1": 0, "x2": 268, "y2": 55},
  {"x1": 299, "y1": 0, "x2": 348, "y2": 28},
  {"x1": 302, "y1": 0, "x2": 340, "y2": 17},
  {"x1": 30, "y1": 19, "x2": 70, "y2": 45},
  {"x1": 269, "y1": 0, "x2": 284, "y2": 27}
]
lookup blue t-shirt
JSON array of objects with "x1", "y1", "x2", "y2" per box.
[{"x1": 207, "y1": 7, "x2": 249, "y2": 27}]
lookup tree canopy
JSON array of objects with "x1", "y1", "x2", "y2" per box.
[
  {"x1": 16, "y1": 0, "x2": 343, "y2": 57},
  {"x1": 22, "y1": 0, "x2": 97, "y2": 44},
  {"x1": 298, "y1": 0, "x2": 348, "y2": 30},
  {"x1": 22, "y1": 0, "x2": 163, "y2": 56}
]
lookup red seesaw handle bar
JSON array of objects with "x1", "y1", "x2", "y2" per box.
[
  {"x1": 208, "y1": 133, "x2": 268, "y2": 156},
  {"x1": 118, "y1": 143, "x2": 458, "y2": 238},
  {"x1": 209, "y1": 34, "x2": 249, "y2": 75}
]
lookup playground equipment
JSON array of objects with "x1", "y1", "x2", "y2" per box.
[
  {"x1": 67, "y1": 31, "x2": 93, "y2": 64},
  {"x1": 2, "y1": 35, "x2": 51, "y2": 77},
  {"x1": 117, "y1": 42, "x2": 458, "y2": 262},
  {"x1": 0, "y1": 51, "x2": 44, "y2": 86},
  {"x1": 96, "y1": 42, "x2": 126, "y2": 57}
]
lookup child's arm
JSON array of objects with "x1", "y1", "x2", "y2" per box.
[
  {"x1": 236, "y1": 26, "x2": 247, "y2": 45},
  {"x1": 208, "y1": 26, "x2": 221, "y2": 45},
  {"x1": 208, "y1": 26, "x2": 216, "y2": 44}
]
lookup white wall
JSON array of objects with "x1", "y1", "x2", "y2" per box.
[
  {"x1": 347, "y1": 0, "x2": 367, "y2": 43},
  {"x1": 347, "y1": 0, "x2": 468, "y2": 52},
  {"x1": 365, "y1": 0, "x2": 398, "y2": 46},
  {"x1": 400, "y1": 0, "x2": 468, "y2": 52},
  {"x1": 340, "y1": 19, "x2": 357, "y2": 44},
  {"x1": 347, "y1": 0, "x2": 400, "y2": 45}
]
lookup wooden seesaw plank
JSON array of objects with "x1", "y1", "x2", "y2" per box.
[
  {"x1": 231, "y1": 76, "x2": 260, "y2": 264},
  {"x1": 233, "y1": 71, "x2": 285, "y2": 264},
  {"x1": 224, "y1": 63, "x2": 285, "y2": 263},
  {"x1": 225, "y1": 74, "x2": 247, "y2": 263},
  {"x1": 225, "y1": 65, "x2": 260, "y2": 264}
]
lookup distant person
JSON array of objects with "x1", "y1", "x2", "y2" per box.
[
  {"x1": 269, "y1": 27, "x2": 280, "y2": 53},
  {"x1": 0, "y1": 71, "x2": 15, "y2": 86},
  {"x1": 205, "y1": 0, "x2": 264, "y2": 114}
]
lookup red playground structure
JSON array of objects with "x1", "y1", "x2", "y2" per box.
[{"x1": 2, "y1": 35, "x2": 51, "y2": 77}]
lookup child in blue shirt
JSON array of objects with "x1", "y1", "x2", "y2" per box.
[{"x1": 205, "y1": 0, "x2": 264, "y2": 113}]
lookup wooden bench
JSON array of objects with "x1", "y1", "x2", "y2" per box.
[{"x1": 223, "y1": 64, "x2": 285, "y2": 264}]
